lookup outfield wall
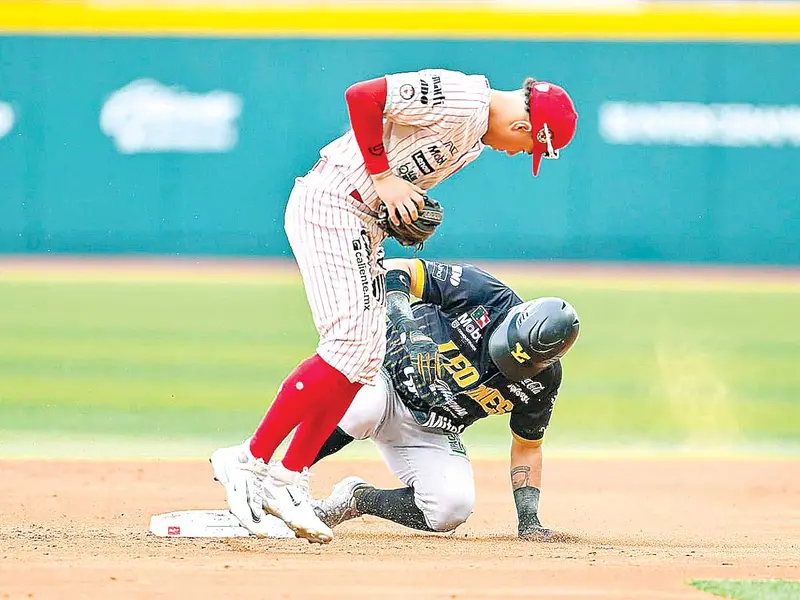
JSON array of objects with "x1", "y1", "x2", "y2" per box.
[{"x1": 0, "y1": 3, "x2": 799, "y2": 263}]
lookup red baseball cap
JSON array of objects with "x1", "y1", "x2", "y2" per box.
[{"x1": 528, "y1": 82, "x2": 578, "y2": 176}]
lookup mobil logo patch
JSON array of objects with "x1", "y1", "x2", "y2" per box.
[{"x1": 453, "y1": 306, "x2": 490, "y2": 343}]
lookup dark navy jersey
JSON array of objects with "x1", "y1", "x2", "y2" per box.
[{"x1": 382, "y1": 260, "x2": 562, "y2": 441}]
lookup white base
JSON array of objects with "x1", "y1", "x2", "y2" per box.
[{"x1": 148, "y1": 510, "x2": 296, "y2": 539}]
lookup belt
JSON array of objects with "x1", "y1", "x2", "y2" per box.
[{"x1": 310, "y1": 158, "x2": 363, "y2": 203}]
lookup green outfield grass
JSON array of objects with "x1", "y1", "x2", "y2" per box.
[
  {"x1": 1, "y1": 268, "x2": 799, "y2": 458},
  {"x1": 690, "y1": 580, "x2": 800, "y2": 600}
]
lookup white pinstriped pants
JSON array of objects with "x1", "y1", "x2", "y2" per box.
[{"x1": 284, "y1": 169, "x2": 388, "y2": 384}]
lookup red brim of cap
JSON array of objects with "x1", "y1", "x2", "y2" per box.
[{"x1": 532, "y1": 151, "x2": 543, "y2": 177}]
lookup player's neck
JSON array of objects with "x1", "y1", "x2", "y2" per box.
[{"x1": 483, "y1": 90, "x2": 525, "y2": 151}]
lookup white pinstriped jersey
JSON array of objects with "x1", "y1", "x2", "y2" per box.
[
  {"x1": 287, "y1": 70, "x2": 490, "y2": 382},
  {"x1": 284, "y1": 171, "x2": 388, "y2": 383},
  {"x1": 319, "y1": 69, "x2": 491, "y2": 209}
]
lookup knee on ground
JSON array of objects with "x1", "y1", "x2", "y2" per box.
[{"x1": 417, "y1": 486, "x2": 475, "y2": 532}]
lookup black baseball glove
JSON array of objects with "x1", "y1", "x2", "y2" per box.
[{"x1": 377, "y1": 195, "x2": 443, "y2": 250}]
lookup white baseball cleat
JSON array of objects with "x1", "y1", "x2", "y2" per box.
[
  {"x1": 313, "y1": 476, "x2": 370, "y2": 529},
  {"x1": 209, "y1": 442, "x2": 276, "y2": 538},
  {"x1": 260, "y1": 463, "x2": 334, "y2": 544}
]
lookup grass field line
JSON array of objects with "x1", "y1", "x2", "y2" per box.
[
  {"x1": 691, "y1": 579, "x2": 800, "y2": 600},
  {"x1": 1, "y1": 255, "x2": 800, "y2": 293},
  {"x1": 2, "y1": 433, "x2": 798, "y2": 461}
]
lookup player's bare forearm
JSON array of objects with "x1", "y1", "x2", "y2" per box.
[
  {"x1": 510, "y1": 438, "x2": 543, "y2": 489},
  {"x1": 510, "y1": 437, "x2": 551, "y2": 540}
]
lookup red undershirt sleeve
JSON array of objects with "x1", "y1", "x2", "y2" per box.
[{"x1": 345, "y1": 77, "x2": 390, "y2": 175}]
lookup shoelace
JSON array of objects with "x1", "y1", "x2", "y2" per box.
[
  {"x1": 248, "y1": 457, "x2": 271, "y2": 477},
  {"x1": 297, "y1": 468, "x2": 313, "y2": 501}
]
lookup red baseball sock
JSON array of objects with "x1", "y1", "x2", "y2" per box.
[
  {"x1": 281, "y1": 379, "x2": 360, "y2": 472},
  {"x1": 249, "y1": 354, "x2": 362, "y2": 470}
]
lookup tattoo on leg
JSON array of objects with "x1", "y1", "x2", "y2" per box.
[{"x1": 511, "y1": 465, "x2": 531, "y2": 490}]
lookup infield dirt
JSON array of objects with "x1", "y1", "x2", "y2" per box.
[{"x1": 1, "y1": 457, "x2": 798, "y2": 600}]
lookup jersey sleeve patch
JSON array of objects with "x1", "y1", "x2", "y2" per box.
[{"x1": 399, "y1": 83, "x2": 416, "y2": 101}]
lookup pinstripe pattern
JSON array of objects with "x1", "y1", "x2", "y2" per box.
[
  {"x1": 319, "y1": 69, "x2": 491, "y2": 209},
  {"x1": 287, "y1": 69, "x2": 489, "y2": 383},
  {"x1": 285, "y1": 168, "x2": 387, "y2": 384}
]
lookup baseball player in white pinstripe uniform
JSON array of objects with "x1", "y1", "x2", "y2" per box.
[{"x1": 211, "y1": 69, "x2": 579, "y2": 544}]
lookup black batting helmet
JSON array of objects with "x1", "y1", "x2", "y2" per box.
[{"x1": 488, "y1": 297, "x2": 580, "y2": 381}]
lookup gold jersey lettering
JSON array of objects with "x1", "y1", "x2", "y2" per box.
[{"x1": 463, "y1": 385, "x2": 513, "y2": 415}]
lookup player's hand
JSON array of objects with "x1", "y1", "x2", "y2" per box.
[
  {"x1": 404, "y1": 330, "x2": 442, "y2": 387},
  {"x1": 429, "y1": 379, "x2": 455, "y2": 406},
  {"x1": 373, "y1": 174, "x2": 426, "y2": 226}
]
